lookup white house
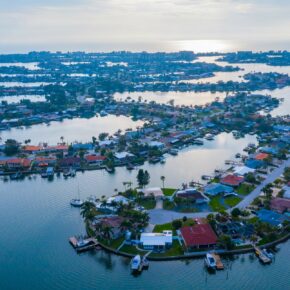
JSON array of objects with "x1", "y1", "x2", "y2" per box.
[
  {"x1": 233, "y1": 166, "x2": 255, "y2": 176},
  {"x1": 138, "y1": 187, "x2": 164, "y2": 199},
  {"x1": 140, "y1": 231, "x2": 173, "y2": 250},
  {"x1": 107, "y1": 195, "x2": 129, "y2": 205}
]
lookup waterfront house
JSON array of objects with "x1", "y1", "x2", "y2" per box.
[
  {"x1": 139, "y1": 231, "x2": 173, "y2": 251},
  {"x1": 220, "y1": 174, "x2": 244, "y2": 187},
  {"x1": 257, "y1": 209, "x2": 289, "y2": 226},
  {"x1": 107, "y1": 195, "x2": 129, "y2": 205},
  {"x1": 6, "y1": 158, "x2": 31, "y2": 170},
  {"x1": 138, "y1": 187, "x2": 164, "y2": 199},
  {"x1": 233, "y1": 166, "x2": 255, "y2": 176},
  {"x1": 180, "y1": 224, "x2": 217, "y2": 250},
  {"x1": 175, "y1": 188, "x2": 209, "y2": 204},
  {"x1": 114, "y1": 152, "x2": 134, "y2": 163},
  {"x1": 94, "y1": 216, "x2": 125, "y2": 239},
  {"x1": 22, "y1": 145, "x2": 43, "y2": 154},
  {"x1": 245, "y1": 159, "x2": 265, "y2": 169},
  {"x1": 34, "y1": 156, "x2": 57, "y2": 167},
  {"x1": 59, "y1": 157, "x2": 81, "y2": 168},
  {"x1": 85, "y1": 154, "x2": 106, "y2": 166},
  {"x1": 270, "y1": 198, "x2": 290, "y2": 214},
  {"x1": 204, "y1": 183, "x2": 233, "y2": 196},
  {"x1": 254, "y1": 152, "x2": 270, "y2": 161}
]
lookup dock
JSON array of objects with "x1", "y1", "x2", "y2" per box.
[
  {"x1": 69, "y1": 236, "x2": 99, "y2": 253},
  {"x1": 212, "y1": 253, "x2": 224, "y2": 270},
  {"x1": 254, "y1": 246, "x2": 271, "y2": 264}
]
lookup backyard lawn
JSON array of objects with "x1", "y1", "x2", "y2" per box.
[
  {"x1": 224, "y1": 196, "x2": 242, "y2": 207},
  {"x1": 137, "y1": 198, "x2": 156, "y2": 210},
  {"x1": 153, "y1": 222, "x2": 173, "y2": 233},
  {"x1": 236, "y1": 184, "x2": 255, "y2": 195},
  {"x1": 162, "y1": 188, "x2": 176, "y2": 196},
  {"x1": 209, "y1": 196, "x2": 226, "y2": 212},
  {"x1": 149, "y1": 240, "x2": 183, "y2": 257}
]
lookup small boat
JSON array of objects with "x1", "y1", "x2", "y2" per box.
[
  {"x1": 142, "y1": 257, "x2": 149, "y2": 269},
  {"x1": 126, "y1": 163, "x2": 134, "y2": 170},
  {"x1": 193, "y1": 139, "x2": 204, "y2": 145},
  {"x1": 235, "y1": 153, "x2": 241, "y2": 158},
  {"x1": 10, "y1": 172, "x2": 24, "y2": 180},
  {"x1": 205, "y1": 134, "x2": 214, "y2": 140},
  {"x1": 169, "y1": 149, "x2": 178, "y2": 156},
  {"x1": 70, "y1": 199, "x2": 84, "y2": 207},
  {"x1": 262, "y1": 249, "x2": 274, "y2": 260},
  {"x1": 204, "y1": 253, "x2": 216, "y2": 269},
  {"x1": 131, "y1": 255, "x2": 141, "y2": 272}
]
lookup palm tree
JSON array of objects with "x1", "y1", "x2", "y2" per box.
[
  {"x1": 80, "y1": 201, "x2": 96, "y2": 221},
  {"x1": 60, "y1": 136, "x2": 64, "y2": 144},
  {"x1": 102, "y1": 225, "x2": 113, "y2": 241},
  {"x1": 160, "y1": 176, "x2": 165, "y2": 189}
]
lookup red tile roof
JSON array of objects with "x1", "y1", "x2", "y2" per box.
[
  {"x1": 6, "y1": 158, "x2": 31, "y2": 167},
  {"x1": 221, "y1": 174, "x2": 244, "y2": 186},
  {"x1": 85, "y1": 155, "x2": 106, "y2": 162},
  {"x1": 270, "y1": 198, "x2": 290, "y2": 213},
  {"x1": 23, "y1": 145, "x2": 42, "y2": 152},
  {"x1": 255, "y1": 153, "x2": 269, "y2": 160},
  {"x1": 180, "y1": 224, "x2": 217, "y2": 247}
]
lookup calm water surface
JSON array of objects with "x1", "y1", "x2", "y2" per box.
[{"x1": 0, "y1": 115, "x2": 144, "y2": 144}]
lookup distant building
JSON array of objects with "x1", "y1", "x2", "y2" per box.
[
  {"x1": 204, "y1": 183, "x2": 233, "y2": 196},
  {"x1": 270, "y1": 198, "x2": 290, "y2": 214},
  {"x1": 220, "y1": 174, "x2": 244, "y2": 187}
]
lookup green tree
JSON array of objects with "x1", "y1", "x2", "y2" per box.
[
  {"x1": 161, "y1": 176, "x2": 165, "y2": 189},
  {"x1": 172, "y1": 219, "x2": 182, "y2": 230},
  {"x1": 4, "y1": 139, "x2": 19, "y2": 156}
]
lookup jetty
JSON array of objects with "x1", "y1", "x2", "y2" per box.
[
  {"x1": 69, "y1": 236, "x2": 99, "y2": 253},
  {"x1": 254, "y1": 246, "x2": 271, "y2": 264},
  {"x1": 212, "y1": 253, "x2": 224, "y2": 270}
]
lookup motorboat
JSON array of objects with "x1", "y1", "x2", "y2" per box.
[
  {"x1": 70, "y1": 199, "x2": 84, "y2": 207},
  {"x1": 262, "y1": 249, "x2": 274, "y2": 260},
  {"x1": 204, "y1": 253, "x2": 216, "y2": 269},
  {"x1": 131, "y1": 255, "x2": 141, "y2": 271}
]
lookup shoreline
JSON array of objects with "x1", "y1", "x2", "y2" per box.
[{"x1": 94, "y1": 232, "x2": 290, "y2": 261}]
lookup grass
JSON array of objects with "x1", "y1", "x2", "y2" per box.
[
  {"x1": 209, "y1": 196, "x2": 226, "y2": 212},
  {"x1": 149, "y1": 240, "x2": 183, "y2": 257},
  {"x1": 119, "y1": 244, "x2": 145, "y2": 255},
  {"x1": 236, "y1": 184, "x2": 255, "y2": 196},
  {"x1": 224, "y1": 196, "x2": 242, "y2": 207},
  {"x1": 247, "y1": 216, "x2": 259, "y2": 224},
  {"x1": 162, "y1": 188, "x2": 176, "y2": 196},
  {"x1": 100, "y1": 237, "x2": 124, "y2": 249},
  {"x1": 153, "y1": 222, "x2": 173, "y2": 233},
  {"x1": 137, "y1": 198, "x2": 156, "y2": 210},
  {"x1": 163, "y1": 199, "x2": 175, "y2": 210}
]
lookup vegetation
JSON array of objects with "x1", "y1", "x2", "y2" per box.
[
  {"x1": 162, "y1": 188, "x2": 176, "y2": 196},
  {"x1": 209, "y1": 196, "x2": 226, "y2": 211},
  {"x1": 136, "y1": 169, "x2": 150, "y2": 188},
  {"x1": 136, "y1": 197, "x2": 156, "y2": 210},
  {"x1": 224, "y1": 196, "x2": 242, "y2": 207},
  {"x1": 236, "y1": 184, "x2": 255, "y2": 195}
]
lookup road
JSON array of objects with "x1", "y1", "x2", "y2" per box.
[{"x1": 149, "y1": 157, "x2": 290, "y2": 225}]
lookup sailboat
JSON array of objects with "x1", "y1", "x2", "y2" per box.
[{"x1": 70, "y1": 183, "x2": 84, "y2": 207}]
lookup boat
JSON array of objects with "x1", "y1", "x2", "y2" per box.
[
  {"x1": 169, "y1": 149, "x2": 178, "y2": 156},
  {"x1": 193, "y1": 139, "x2": 204, "y2": 145},
  {"x1": 131, "y1": 255, "x2": 141, "y2": 272},
  {"x1": 204, "y1": 253, "x2": 216, "y2": 269},
  {"x1": 141, "y1": 257, "x2": 149, "y2": 269},
  {"x1": 205, "y1": 134, "x2": 214, "y2": 140},
  {"x1": 70, "y1": 199, "x2": 84, "y2": 207},
  {"x1": 262, "y1": 249, "x2": 274, "y2": 260},
  {"x1": 10, "y1": 172, "x2": 24, "y2": 180}
]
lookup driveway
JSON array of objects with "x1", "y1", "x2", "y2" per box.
[{"x1": 149, "y1": 157, "x2": 290, "y2": 225}]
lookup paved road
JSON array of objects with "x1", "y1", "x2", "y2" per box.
[{"x1": 149, "y1": 157, "x2": 290, "y2": 225}]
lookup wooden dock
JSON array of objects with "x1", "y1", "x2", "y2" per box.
[
  {"x1": 212, "y1": 253, "x2": 224, "y2": 270},
  {"x1": 254, "y1": 246, "x2": 271, "y2": 264},
  {"x1": 69, "y1": 237, "x2": 99, "y2": 253}
]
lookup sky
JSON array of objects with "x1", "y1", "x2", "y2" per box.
[{"x1": 1, "y1": 0, "x2": 290, "y2": 52}]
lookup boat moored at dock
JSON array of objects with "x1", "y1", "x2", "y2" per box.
[{"x1": 204, "y1": 253, "x2": 216, "y2": 269}]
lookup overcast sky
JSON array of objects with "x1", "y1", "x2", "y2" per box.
[{"x1": 1, "y1": 0, "x2": 290, "y2": 52}]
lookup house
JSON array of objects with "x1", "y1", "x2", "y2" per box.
[
  {"x1": 204, "y1": 183, "x2": 233, "y2": 196},
  {"x1": 72, "y1": 143, "x2": 94, "y2": 151},
  {"x1": 180, "y1": 224, "x2": 217, "y2": 250},
  {"x1": 114, "y1": 152, "x2": 134, "y2": 162},
  {"x1": 107, "y1": 195, "x2": 129, "y2": 205},
  {"x1": 216, "y1": 221, "x2": 254, "y2": 239},
  {"x1": 59, "y1": 157, "x2": 81, "y2": 168},
  {"x1": 138, "y1": 187, "x2": 164, "y2": 199},
  {"x1": 270, "y1": 198, "x2": 290, "y2": 214},
  {"x1": 94, "y1": 216, "x2": 125, "y2": 239},
  {"x1": 220, "y1": 174, "x2": 244, "y2": 187},
  {"x1": 245, "y1": 159, "x2": 265, "y2": 169},
  {"x1": 233, "y1": 166, "x2": 255, "y2": 176},
  {"x1": 257, "y1": 209, "x2": 289, "y2": 226},
  {"x1": 34, "y1": 156, "x2": 57, "y2": 167},
  {"x1": 22, "y1": 145, "x2": 43, "y2": 154},
  {"x1": 147, "y1": 141, "x2": 165, "y2": 149},
  {"x1": 85, "y1": 154, "x2": 106, "y2": 165},
  {"x1": 254, "y1": 152, "x2": 269, "y2": 161},
  {"x1": 140, "y1": 231, "x2": 173, "y2": 251},
  {"x1": 6, "y1": 158, "x2": 31, "y2": 170},
  {"x1": 175, "y1": 188, "x2": 209, "y2": 204}
]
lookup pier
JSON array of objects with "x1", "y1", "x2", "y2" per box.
[
  {"x1": 69, "y1": 237, "x2": 99, "y2": 253},
  {"x1": 212, "y1": 253, "x2": 224, "y2": 270},
  {"x1": 254, "y1": 246, "x2": 271, "y2": 264}
]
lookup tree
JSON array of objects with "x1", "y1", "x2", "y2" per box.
[
  {"x1": 231, "y1": 208, "x2": 241, "y2": 218},
  {"x1": 80, "y1": 201, "x2": 97, "y2": 221},
  {"x1": 92, "y1": 136, "x2": 97, "y2": 145},
  {"x1": 161, "y1": 176, "x2": 165, "y2": 189},
  {"x1": 4, "y1": 139, "x2": 19, "y2": 156},
  {"x1": 218, "y1": 235, "x2": 234, "y2": 250},
  {"x1": 137, "y1": 169, "x2": 145, "y2": 188},
  {"x1": 172, "y1": 219, "x2": 182, "y2": 230},
  {"x1": 99, "y1": 132, "x2": 109, "y2": 141}
]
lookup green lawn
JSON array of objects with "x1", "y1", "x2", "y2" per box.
[
  {"x1": 236, "y1": 184, "x2": 255, "y2": 195},
  {"x1": 247, "y1": 216, "x2": 259, "y2": 224},
  {"x1": 149, "y1": 240, "x2": 183, "y2": 257},
  {"x1": 163, "y1": 199, "x2": 175, "y2": 210},
  {"x1": 137, "y1": 198, "x2": 156, "y2": 210},
  {"x1": 153, "y1": 222, "x2": 173, "y2": 233},
  {"x1": 209, "y1": 196, "x2": 226, "y2": 212},
  {"x1": 100, "y1": 237, "x2": 124, "y2": 249},
  {"x1": 119, "y1": 244, "x2": 145, "y2": 255},
  {"x1": 224, "y1": 196, "x2": 242, "y2": 207},
  {"x1": 162, "y1": 188, "x2": 176, "y2": 196}
]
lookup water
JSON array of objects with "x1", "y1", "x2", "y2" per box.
[
  {"x1": 0, "y1": 95, "x2": 46, "y2": 104},
  {"x1": 0, "y1": 115, "x2": 144, "y2": 144}
]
